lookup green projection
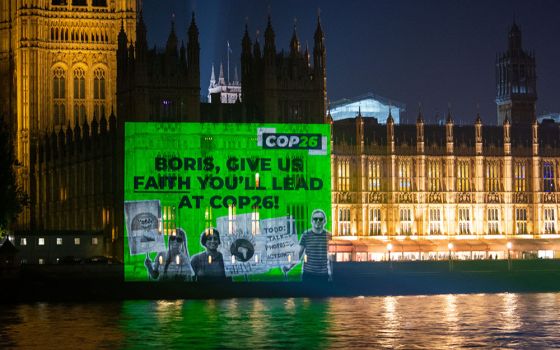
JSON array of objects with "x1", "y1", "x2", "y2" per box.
[{"x1": 124, "y1": 123, "x2": 331, "y2": 282}]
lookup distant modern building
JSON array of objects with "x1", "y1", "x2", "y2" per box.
[
  {"x1": 207, "y1": 63, "x2": 241, "y2": 104},
  {"x1": 330, "y1": 93, "x2": 405, "y2": 124},
  {"x1": 538, "y1": 113, "x2": 560, "y2": 124}
]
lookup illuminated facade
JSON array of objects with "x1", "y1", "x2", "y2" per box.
[
  {"x1": 0, "y1": 0, "x2": 137, "y2": 229},
  {"x1": 207, "y1": 63, "x2": 241, "y2": 104}
]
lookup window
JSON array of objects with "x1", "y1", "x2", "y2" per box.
[
  {"x1": 429, "y1": 208, "x2": 442, "y2": 235},
  {"x1": 515, "y1": 208, "x2": 527, "y2": 234},
  {"x1": 92, "y1": 0, "x2": 107, "y2": 6},
  {"x1": 251, "y1": 209, "x2": 260, "y2": 235},
  {"x1": 485, "y1": 162, "x2": 501, "y2": 192},
  {"x1": 72, "y1": 0, "x2": 86, "y2": 5},
  {"x1": 74, "y1": 237, "x2": 81, "y2": 245},
  {"x1": 162, "y1": 206, "x2": 177, "y2": 235},
  {"x1": 53, "y1": 67, "x2": 66, "y2": 127},
  {"x1": 93, "y1": 68, "x2": 106, "y2": 119},
  {"x1": 456, "y1": 161, "x2": 470, "y2": 192},
  {"x1": 227, "y1": 205, "x2": 236, "y2": 234},
  {"x1": 487, "y1": 208, "x2": 500, "y2": 234},
  {"x1": 458, "y1": 208, "x2": 471, "y2": 234},
  {"x1": 337, "y1": 159, "x2": 350, "y2": 191},
  {"x1": 73, "y1": 67, "x2": 86, "y2": 124},
  {"x1": 427, "y1": 160, "x2": 441, "y2": 192},
  {"x1": 544, "y1": 208, "x2": 556, "y2": 234},
  {"x1": 368, "y1": 160, "x2": 381, "y2": 192},
  {"x1": 38, "y1": 238, "x2": 45, "y2": 246},
  {"x1": 56, "y1": 237, "x2": 63, "y2": 245},
  {"x1": 338, "y1": 208, "x2": 351, "y2": 235},
  {"x1": 20, "y1": 238, "x2": 27, "y2": 246},
  {"x1": 514, "y1": 162, "x2": 527, "y2": 192},
  {"x1": 39, "y1": 258, "x2": 45, "y2": 265},
  {"x1": 92, "y1": 237, "x2": 98, "y2": 245},
  {"x1": 543, "y1": 162, "x2": 555, "y2": 193},
  {"x1": 368, "y1": 208, "x2": 382, "y2": 235},
  {"x1": 398, "y1": 160, "x2": 412, "y2": 192},
  {"x1": 399, "y1": 208, "x2": 413, "y2": 235}
]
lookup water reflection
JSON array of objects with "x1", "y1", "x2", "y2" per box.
[{"x1": 2, "y1": 293, "x2": 560, "y2": 349}]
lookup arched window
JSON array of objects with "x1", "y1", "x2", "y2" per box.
[
  {"x1": 73, "y1": 67, "x2": 86, "y2": 124},
  {"x1": 93, "y1": 68, "x2": 106, "y2": 119},
  {"x1": 53, "y1": 67, "x2": 66, "y2": 127}
]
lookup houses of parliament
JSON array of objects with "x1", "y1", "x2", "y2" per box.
[{"x1": 1, "y1": 1, "x2": 559, "y2": 260}]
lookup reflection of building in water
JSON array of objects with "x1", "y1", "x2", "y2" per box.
[
  {"x1": 330, "y1": 93, "x2": 405, "y2": 124},
  {"x1": 329, "y1": 22, "x2": 560, "y2": 263},
  {"x1": 207, "y1": 63, "x2": 241, "y2": 104}
]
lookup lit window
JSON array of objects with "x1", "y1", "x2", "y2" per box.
[
  {"x1": 338, "y1": 208, "x2": 351, "y2": 235},
  {"x1": 487, "y1": 208, "x2": 500, "y2": 234},
  {"x1": 92, "y1": 237, "x2": 98, "y2": 245},
  {"x1": 456, "y1": 161, "x2": 470, "y2": 192},
  {"x1": 399, "y1": 208, "x2": 413, "y2": 235},
  {"x1": 337, "y1": 159, "x2": 350, "y2": 191},
  {"x1": 485, "y1": 162, "x2": 501, "y2": 192},
  {"x1": 544, "y1": 208, "x2": 556, "y2": 234},
  {"x1": 429, "y1": 208, "x2": 442, "y2": 235},
  {"x1": 93, "y1": 68, "x2": 106, "y2": 118},
  {"x1": 251, "y1": 209, "x2": 260, "y2": 235},
  {"x1": 458, "y1": 208, "x2": 471, "y2": 234},
  {"x1": 53, "y1": 66, "x2": 66, "y2": 127},
  {"x1": 162, "y1": 206, "x2": 177, "y2": 235},
  {"x1": 73, "y1": 67, "x2": 86, "y2": 124},
  {"x1": 398, "y1": 160, "x2": 412, "y2": 192},
  {"x1": 39, "y1": 258, "x2": 45, "y2": 265},
  {"x1": 20, "y1": 238, "x2": 27, "y2": 246},
  {"x1": 74, "y1": 237, "x2": 80, "y2": 245},
  {"x1": 427, "y1": 160, "x2": 441, "y2": 192},
  {"x1": 368, "y1": 160, "x2": 381, "y2": 192},
  {"x1": 543, "y1": 162, "x2": 555, "y2": 193},
  {"x1": 368, "y1": 208, "x2": 382, "y2": 235},
  {"x1": 56, "y1": 237, "x2": 63, "y2": 245},
  {"x1": 514, "y1": 162, "x2": 527, "y2": 192},
  {"x1": 515, "y1": 208, "x2": 527, "y2": 234},
  {"x1": 38, "y1": 237, "x2": 45, "y2": 246}
]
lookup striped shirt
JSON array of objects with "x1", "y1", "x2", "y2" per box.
[{"x1": 300, "y1": 229, "x2": 331, "y2": 274}]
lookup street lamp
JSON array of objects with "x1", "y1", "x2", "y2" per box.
[
  {"x1": 448, "y1": 242, "x2": 454, "y2": 272},
  {"x1": 387, "y1": 243, "x2": 393, "y2": 270},
  {"x1": 387, "y1": 243, "x2": 393, "y2": 261},
  {"x1": 506, "y1": 241, "x2": 512, "y2": 271}
]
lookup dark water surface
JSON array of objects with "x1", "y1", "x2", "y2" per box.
[{"x1": 1, "y1": 293, "x2": 560, "y2": 349}]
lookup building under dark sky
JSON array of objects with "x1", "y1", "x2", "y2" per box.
[{"x1": 141, "y1": 0, "x2": 560, "y2": 125}]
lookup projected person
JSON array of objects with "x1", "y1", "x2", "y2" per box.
[
  {"x1": 190, "y1": 227, "x2": 227, "y2": 281},
  {"x1": 144, "y1": 228, "x2": 195, "y2": 281},
  {"x1": 298, "y1": 209, "x2": 332, "y2": 282}
]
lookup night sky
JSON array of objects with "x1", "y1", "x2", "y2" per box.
[{"x1": 141, "y1": 0, "x2": 560, "y2": 125}]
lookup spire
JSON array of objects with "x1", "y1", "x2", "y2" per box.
[
  {"x1": 218, "y1": 62, "x2": 225, "y2": 85},
  {"x1": 210, "y1": 63, "x2": 216, "y2": 86},
  {"x1": 475, "y1": 112, "x2": 482, "y2": 124},
  {"x1": 387, "y1": 109, "x2": 394, "y2": 124},
  {"x1": 290, "y1": 19, "x2": 300, "y2": 56},
  {"x1": 253, "y1": 30, "x2": 261, "y2": 59},
  {"x1": 508, "y1": 19, "x2": 522, "y2": 53},
  {"x1": 166, "y1": 18, "x2": 178, "y2": 55},
  {"x1": 503, "y1": 112, "x2": 510, "y2": 125},
  {"x1": 417, "y1": 104, "x2": 424, "y2": 123},
  {"x1": 357, "y1": 105, "x2": 362, "y2": 118},
  {"x1": 136, "y1": 10, "x2": 148, "y2": 55},
  {"x1": 446, "y1": 107, "x2": 453, "y2": 124},
  {"x1": 242, "y1": 23, "x2": 252, "y2": 54},
  {"x1": 187, "y1": 11, "x2": 200, "y2": 87}
]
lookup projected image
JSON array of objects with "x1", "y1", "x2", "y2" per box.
[{"x1": 124, "y1": 123, "x2": 331, "y2": 282}]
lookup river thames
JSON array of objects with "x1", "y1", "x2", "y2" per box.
[{"x1": 1, "y1": 293, "x2": 559, "y2": 349}]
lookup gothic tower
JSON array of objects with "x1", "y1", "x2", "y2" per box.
[
  {"x1": 0, "y1": 0, "x2": 137, "y2": 229},
  {"x1": 496, "y1": 21, "x2": 537, "y2": 125}
]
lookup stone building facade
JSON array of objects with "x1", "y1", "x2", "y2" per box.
[{"x1": 0, "y1": 0, "x2": 137, "y2": 229}]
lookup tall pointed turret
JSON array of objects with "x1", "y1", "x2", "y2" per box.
[
  {"x1": 186, "y1": 12, "x2": 201, "y2": 120},
  {"x1": 218, "y1": 62, "x2": 225, "y2": 85},
  {"x1": 496, "y1": 21, "x2": 537, "y2": 125},
  {"x1": 210, "y1": 64, "x2": 216, "y2": 87}
]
